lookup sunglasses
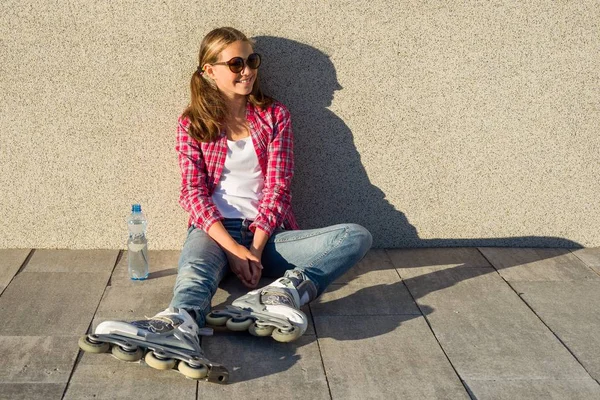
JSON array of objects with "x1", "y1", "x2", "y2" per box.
[{"x1": 210, "y1": 53, "x2": 261, "y2": 73}]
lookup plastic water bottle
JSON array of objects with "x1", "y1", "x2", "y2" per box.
[{"x1": 127, "y1": 204, "x2": 149, "y2": 280}]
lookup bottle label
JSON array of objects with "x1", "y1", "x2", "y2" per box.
[
  {"x1": 128, "y1": 224, "x2": 145, "y2": 235},
  {"x1": 128, "y1": 242, "x2": 146, "y2": 252}
]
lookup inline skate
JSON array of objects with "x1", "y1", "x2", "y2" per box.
[
  {"x1": 78, "y1": 307, "x2": 229, "y2": 383},
  {"x1": 206, "y1": 270, "x2": 317, "y2": 342}
]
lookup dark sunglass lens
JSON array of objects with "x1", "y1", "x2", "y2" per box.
[
  {"x1": 247, "y1": 53, "x2": 261, "y2": 69},
  {"x1": 228, "y1": 57, "x2": 244, "y2": 73}
]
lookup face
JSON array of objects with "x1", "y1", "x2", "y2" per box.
[{"x1": 204, "y1": 40, "x2": 257, "y2": 100}]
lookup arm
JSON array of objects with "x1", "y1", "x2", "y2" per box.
[
  {"x1": 209, "y1": 220, "x2": 261, "y2": 288},
  {"x1": 249, "y1": 105, "x2": 295, "y2": 237},
  {"x1": 176, "y1": 117, "x2": 223, "y2": 232}
]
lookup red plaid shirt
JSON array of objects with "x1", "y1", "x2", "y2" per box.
[{"x1": 176, "y1": 101, "x2": 299, "y2": 236}]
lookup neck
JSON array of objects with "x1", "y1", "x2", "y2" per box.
[{"x1": 224, "y1": 95, "x2": 247, "y2": 119}]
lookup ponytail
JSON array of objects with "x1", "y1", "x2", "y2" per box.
[{"x1": 183, "y1": 71, "x2": 227, "y2": 142}]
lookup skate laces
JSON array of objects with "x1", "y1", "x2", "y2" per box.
[
  {"x1": 150, "y1": 314, "x2": 179, "y2": 326},
  {"x1": 261, "y1": 288, "x2": 295, "y2": 307},
  {"x1": 132, "y1": 314, "x2": 182, "y2": 334}
]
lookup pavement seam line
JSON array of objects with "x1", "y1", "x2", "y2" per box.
[
  {"x1": 569, "y1": 249, "x2": 600, "y2": 278},
  {"x1": 0, "y1": 249, "x2": 34, "y2": 297},
  {"x1": 385, "y1": 249, "x2": 475, "y2": 400},
  {"x1": 477, "y1": 248, "x2": 599, "y2": 384},
  {"x1": 309, "y1": 303, "x2": 334, "y2": 400},
  {"x1": 61, "y1": 249, "x2": 123, "y2": 400}
]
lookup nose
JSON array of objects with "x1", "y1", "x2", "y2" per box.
[{"x1": 240, "y1": 62, "x2": 251, "y2": 76}]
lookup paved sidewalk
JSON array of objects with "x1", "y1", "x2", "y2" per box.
[{"x1": 1, "y1": 247, "x2": 599, "y2": 399}]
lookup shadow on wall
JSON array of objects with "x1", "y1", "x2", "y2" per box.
[{"x1": 253, "y1": 36, "x2": 582, "y2": 249}]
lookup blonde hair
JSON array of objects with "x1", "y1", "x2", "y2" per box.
[{"x1": 182, "y1": 27, "x2": 272, "y2": 142}]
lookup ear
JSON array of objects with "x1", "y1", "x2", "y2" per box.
[{"x1": 203, "y1": 63, "x2": 216, "y2": 79}]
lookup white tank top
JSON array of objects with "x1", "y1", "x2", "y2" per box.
[{"x1": 212, "y1": 136, "x2": 264, "y2": 220}]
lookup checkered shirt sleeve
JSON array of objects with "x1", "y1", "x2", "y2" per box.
[
  {"x1": 250, "y1": 104, "x2": 294, "y2": 236},
  {"x1": 175, "y1": 117, "x2": 223, "y2": 232}
]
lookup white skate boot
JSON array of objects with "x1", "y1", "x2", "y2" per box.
[
  {"x1": 78, "y1": 307, "x2": 229, "y2": 383},
  {"x1": 206, "y1": 270, "x2": 317, "y2": 342}
]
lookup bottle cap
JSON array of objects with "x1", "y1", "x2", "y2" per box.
[{"x1": 132, "y1": 204, "x2": 142, "y2": 213}]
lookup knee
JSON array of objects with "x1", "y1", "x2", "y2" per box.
[
  {"x1": 175, "y1": 256, "x2": 226, "y2": 287},
  {"x1": 344, "y1": 223, "x2": 373, "y2": 255}
]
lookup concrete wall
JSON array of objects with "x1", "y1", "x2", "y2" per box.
[{"x1": 1, "y1": 1, "x2": 598, "y2": 249}]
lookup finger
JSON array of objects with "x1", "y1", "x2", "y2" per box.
[
  {"x1": 252, "y1": 271, "x2": 261, "y2": 286},
  {"x1": 249, "y1": 266, "x2": 259, "y2": 285},
  {"x1": 230, "y1": 264, "x2": 245, "y2": 282},
  {"x1": 244, "y1": 250, "x2": 260, "y2": 263},
  {"x1": 240, "y1": 274, "x2": 256, "y2": 288},
  {"x1": 251, "y1": 263, "x2": 263, "y2": 285},
  {"x1": 249, "y1": 257, "x2": 263, "y2": 270},
  {"x1": 241, "y1": 262, "x2": 252, "y2": 282}
]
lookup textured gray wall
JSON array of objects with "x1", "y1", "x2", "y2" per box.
[{"x1": 1, "y1": 1, "x2": 598, "y2": 249}]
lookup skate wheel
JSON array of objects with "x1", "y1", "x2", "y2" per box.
[
  {"x1": 177, "y1": 361, "x2": 208, "y2": 379},
  {"x1": 206, "y1": 312, "x2": 228, "y2": 326},
  {"x1": 272, "y1": 326, "x2": 302, "y2": 343},
  {"x1": 226, "y1": 317, "x2": 253, "y2": 331},
  {"x1": 78, "y1": 335, "x2": 110, "y2": 353},
  {"x1": 145, "y1": 351, "x2": 177, "y2": 370},
  {"x1": 249, "y1": 323, "x2": 274, "y2": 337},
  {"x1": 111, "y1": 345, "x2": 144, "y2": 362}
]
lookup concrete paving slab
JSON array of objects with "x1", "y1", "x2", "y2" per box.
[
  {"x1": 511, "y1": 281, "x2": 600, "y2": 381},
  {"x1": 207, "y1": 273, "x2": 250, "y2": 309},
  {"x1": 314, "y1": 315, "x2": 470, "y2": 399},
  {"x1": 0, "y1": 336, "x2": 78, "y2": 383},
  {"x1": 0, "y1": 272, "x2": 108, "y2": 336},
  {"x1": 572, "y1": 247, "x2": 600, "y2": 275},
  {"x1": 65, "y1": 351, "x2": 196, "y2": 400},
  {"x1": 310, "y1": 249, "x2": 421, "y2": 316},
  {"x1": 211, "y1": 275, "x2": 315, "y2": 336},
  {"x1": 311, "y1": 280, "x2": 421, "y2": 316},
  {"x1": 313, "y1": 248, "x2": 420, "y2": 316},
  {"x1": 398, "y1": 264, "x2": 497, "y2": 301},
  {"x1": 333, "y1": 248, "x2": 400, "y2": 285},
  {"x1": 399, "y1": 265, "x2": 591, "y2": 380},
  {"x1": 110, "y1": 250, "x2": 179, "y2": 287},
  {"x1": 23, "y1": 249, "x2": 118, "y2": 275},
  {"x1": 465, "y1": 378, "x2": 600, "y2": 399},
  {"x1": 199, "y1": 334, "x2": 329, "y2": 399},
  {"x1": 387, "y1": 247, "x2": 491, "y2": 269},
  {"x1": 479, "y1": 247, "x2": 599, "y2": 281},
  {"x1": 0, "y1": 248, "x2": 30, "y2": 294},
  {"x1": 0, "y1": 383, "x2": 65, "y2": 400}
]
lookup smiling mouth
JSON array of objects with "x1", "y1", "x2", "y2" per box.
[{"x1": 236, "y1": 77, "x2": 253, "y2": 83}]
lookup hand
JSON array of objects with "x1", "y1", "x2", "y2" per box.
[
  {"x1": 226, "y1": 244, "x2": 261, "y2": 289},
  {"x1": 248, "y1": 246, "x2": 264, "y2": 288}
]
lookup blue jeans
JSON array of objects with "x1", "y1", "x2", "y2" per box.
[{"x1": 170, "y1": 219, "x2": 372, "y2": 327}]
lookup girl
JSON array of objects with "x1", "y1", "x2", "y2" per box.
[{"x1": 79, "y1": 27, "x2": 372, "y2": 383}]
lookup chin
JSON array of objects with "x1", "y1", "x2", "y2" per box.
[{"x1": 237, "y1": 89, "x2": 253, "y2": 96}]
